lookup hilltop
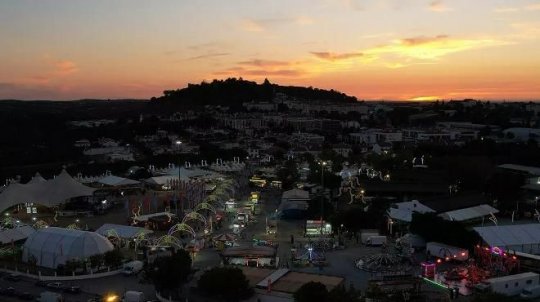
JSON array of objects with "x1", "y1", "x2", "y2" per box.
[{"x1": 150, "y1": 78, "x2": 358, "y2": 109}]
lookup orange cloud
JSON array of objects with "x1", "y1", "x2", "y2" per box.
[
  {"x1": 214, "y1": 66, "x2": 305, "y2": 77},
  {"x1": 526, "y1": 3, "x2": 540, "y2": 11},
  {"x1": 237, "y1": 59, "x2": 292, "y2": 67},
  {"x1": 429, "y1": 1, "x2": 452, "y2": 12},
  {"x1": 311, "y1": 51, "x2": 364, "y2": 61},
  {"x1": 54, "y1": 60, "x2": 78, "y2": 76},
  {"x1": 187, "y1": 52, "x2": 229, "y2": 60},
  {"x1": 239, "y1": 16, "x2": 313, "y2": 32},
  {"x1": 399, "y1": 35, "x2": 449, "y2": 46},
  {"x1": 365, "y1": 35, "x2": 508, "y2": 61}
]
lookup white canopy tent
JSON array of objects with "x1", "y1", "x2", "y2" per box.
[
  {"x1": 0, "y1": 225, "x2": 36, "y2": 245},
  {"x1": 97, "y1": 175, "x2": 140, "y2": 187},
  {"x1": 439, "y1": 204, "x2": 499, "y2": 222},
  {"x1": 474, "y1": 224, "x2": 540, "y2": 254},
  {"x1": 22, "y1": 227, "x2": 113, "y2": 269},
  {"x1": 0, "y1": 170, "x2": 95, "y2": 211},
  {"x1": 387, "y1": 200, "x2": 435, "y2": 223}
]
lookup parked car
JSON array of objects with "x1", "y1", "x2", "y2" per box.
[
  {"x1": 46, "y1": 282, "x2": 65, "y2": 291},
  {"x1": 5, "y1": 273, "x2": 21, "y2": 282},
  {"x1": 17, "y1": 291, "x2": 34, "y2": 300},
  {"x1": 63, "y1": 285, "x2": 81, "y2": 294},
  {"x1": 2, "y1": 287, "x2": 16, "y2": 296}
]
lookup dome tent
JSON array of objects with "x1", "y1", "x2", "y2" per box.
[{"x1": 22, "y1": 227, "x2": 114, "y2": 269}]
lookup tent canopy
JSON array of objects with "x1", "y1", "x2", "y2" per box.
[
  {"x1": 474, "y1": 224, "x2": 540, "y2": 248},
  {"x1": 0, "y1": 225, "x2": 35, "y2": 244},
  {"x1": 0, "y1": 170, "x2": 95, "y2": 211},
  {"x1": 22, "y1": 227, "x2": 113, "y2": 269},
  {"x1": 97, "y1": 175, "x2": 140, "y2": 187},
  {"x1": 439, "y1": 204, "x2": 499, "y2": 222}
]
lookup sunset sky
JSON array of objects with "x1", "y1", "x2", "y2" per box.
[{"x1": 1, "y1": 0, "x2": 539, "y2": 101}]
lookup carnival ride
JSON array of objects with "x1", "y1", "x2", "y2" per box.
[{"x1": 356, "y1": 252, "x2": 413, "y2": 273}]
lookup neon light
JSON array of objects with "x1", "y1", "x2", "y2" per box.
[{"x1": 423, "y1": 277, "x2": 447, "y2": 289}]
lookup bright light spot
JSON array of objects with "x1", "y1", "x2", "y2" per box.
[
  {"x1": 176, "y1": 140, "x2": 182, "y2": 145},
  {"x1": 102, "y1": 200, "x2": 107, "y2": 204},
  {"x1": 105, "y1": 294, "x2": 119, "y2": 302},
  {"x1": 409, "y1": 96, "x2": 440, "y2": 101}
]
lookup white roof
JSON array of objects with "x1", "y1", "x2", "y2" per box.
[
  {"x1": 439, "y1": 204, "x2": 499, "y2": 221},
  {"x1": 0, "y1": 170, "x2": 95, "y2": 211},
  {"x1": 27, "y1": 173, "x2": 46, "y2": 184},
  {"x1": 282, "y1": 189, "x2": 310, "y2": 200},
  {"x1": 474, "y1": 224, "x2": 540, "y2": 248},
  {"x1": 133, "y1": 211, "x2": 175, "y2": 222},
  {"x1": 97, "y1": 175, "x2": 139, "y2": 187},
  {"x1": 22, "y1": 227, "x2": 113, "y2": 269},
  {"x1": 498, "y1": 164, "x2": 540, "y2": 176},
  {"x1": 0, "y1": 225, "x2": 36, "y2": 244},
  {"x1": 387, "y1": 200, "x2": 434, "y2": 222},
  {"x1": 486, "y1": 272, "x2": 539, "y2": 283},
  {"x1": 95, "y1": 223, "x2": 153, "y2": 239}
]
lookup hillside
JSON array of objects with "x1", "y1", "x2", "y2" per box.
[{"x1": 151, "y1": 78, "x2": 358, "y2": 109}]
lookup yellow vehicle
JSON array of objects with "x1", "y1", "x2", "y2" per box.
[{"x1": 250, "y1": 191, "x2": 260, "y2": 204}]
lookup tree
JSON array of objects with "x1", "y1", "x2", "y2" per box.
[
  {"x1": 277, "y1": 159, "x2": 299, "y2": 190},
  {"x1": 410, "y1": 213, "x2": 480, "y2": 250},
  {"x1": 328, "y1": 284, "x2": 361, "y2": 302},
  {"x1": 197, "y1": 267, "x2": 253, "y2": 301},
  {"x1": 103, "y1": 249, "x2": 123, "y2": 267},
  {"x1": 294, "y1": 281, "x2": 328, "y2": 302},
  {"x1": 149, "y1": 249, "x2": 192, "y2": 294}
]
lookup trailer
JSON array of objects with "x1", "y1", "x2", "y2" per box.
[
  {"x1": 360, "y1": 229, "x2": 380, "y2": 244},
  {"x1": 426, "y1": 242, "x2": 468, "y2": 262},
  {"x1": 475, "y1": 272, "x2": 540, "y2": 296},
  {"x1": 366, "y1": 236, "x2": 387, "y2": 246}
]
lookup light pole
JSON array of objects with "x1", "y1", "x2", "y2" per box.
[
  {"x1": 319, "y1": 161, "x2": 327, "y2": 237},
  {"x1": 176, "y1": 140, "x2": 182, "y2": 216}
]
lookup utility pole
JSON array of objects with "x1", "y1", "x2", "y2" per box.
[
  {"x1": 319, "y1": 161, "x2": 327, "y2": 238},
  {"x1": 176, "y1": 140, "x2": 182, "y2": 216}
]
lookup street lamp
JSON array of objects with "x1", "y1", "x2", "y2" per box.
[
  {"x1": 176, "y1": 140, "x2": 182, "y2": 216},
  {"x1": 318, "y1": 161, "x2": 327, "y2": 237}
]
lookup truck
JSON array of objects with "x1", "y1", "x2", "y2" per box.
[
  {"x1": 521, "y1": 285, "x2": 540, "y2": 299},
  {"x1": 122, "y1": 260, "x2": 144, "y2": 276},
  {"x1": 37, "y1": 291, "x2": 63, "y2": 302},
  {"x1": 366, "y1": 235, "x2": 387, "y2": 246},
  {"x1": 475, "y1": 272, "x2": 540, "y2": 296},
  {"x1": 122, "y1": 291, "x2": 145, "y2": 302},
  {"x1": 266, "y1": 217, "x2": 278, "y2": 235},
  {"x1": 236, "y1": 213, "x2": 249, "y2": 227},
  {"x1": 360, "y1": 230, "x2": 380, "y2": 244},
  {"x1": 426, "y1": 242, "x2": 469, "y2": 262}
]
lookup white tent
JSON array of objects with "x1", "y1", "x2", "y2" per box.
[
  {"x1": 97, "y1": 175, "x2": 140, "y2": 187},
  {"x1": 474, "y1": 224, "x2": 540, "y2": 254},
  {"x1": 439, "y1": 204, "x2": 499, "y2": 222},
  {"x1": 0, "y1": 170, "x2": 95, "y2": 211},
  {"x1": 27, "y1": 173, "x2": 47, "y2": 184},
  {"x1": 0, "y1": 225, "x2": 36, "y2": 244},
  {"x1": 22, "y1": 227, "x2": 113, "y2": 269}
]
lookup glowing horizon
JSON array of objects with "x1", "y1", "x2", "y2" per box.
[{"x1": 1, "y1": 0, "x2": 539, "y2": 101}]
